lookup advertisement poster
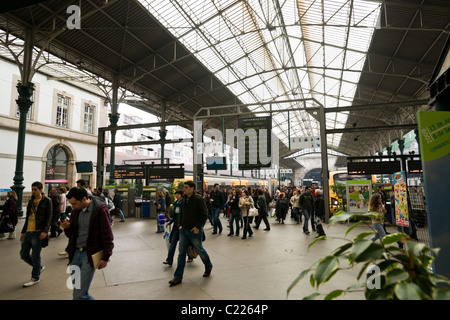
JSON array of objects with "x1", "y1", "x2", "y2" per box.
[
  {"x1": 417, "y1": 111, "x2": 450, "y2": 277},
  {"x1": 346, "y1": 180, "x2": 371, "y2": 213},
  {"x1": 393, "y1": 171, "x2": 409, "y2": 227}
]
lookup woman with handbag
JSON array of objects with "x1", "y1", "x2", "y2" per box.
[
  {"x1": 239, "y1": 190, "x2": 255, "y2": 240},
  {"x1": 0, "y1": 190, "x2": 18, "y2": 239}
]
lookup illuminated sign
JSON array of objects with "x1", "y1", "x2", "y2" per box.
[{"x1": 347, "y1": 161, "x2": 401, "y2": 175}]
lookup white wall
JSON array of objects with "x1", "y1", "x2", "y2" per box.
[{"x1": 0, "y1": 58, "x2": 106, "y2": 193}]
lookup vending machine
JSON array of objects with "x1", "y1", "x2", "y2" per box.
[
  {"x1": 142, "y1": 187, "x2": 157, "y2": 218},
  {"x1": 117, "y1": 186, "x2": 136, "y2": 218}
]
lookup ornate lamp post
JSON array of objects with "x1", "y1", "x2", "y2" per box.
[{"x1": 11, "y1": 82, "x2": 35, "y2": 217}]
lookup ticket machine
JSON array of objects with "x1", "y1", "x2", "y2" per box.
[
  {"x1": 142, "y1": 187, "x2": 157, "y2": 218},
  {"x1": 117, "y1": 186, "x2": 136, "y2": 218}
]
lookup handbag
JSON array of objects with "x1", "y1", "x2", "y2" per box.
[
  {"x1": 0, "y1": 216, "x2": 14, "y2": 233},
  {"x1": 248, "y1": 206, "x2": 258, "y2": 217},
  {"x1": 187, "y1": 245, "x2": 198, "y2": 259}
]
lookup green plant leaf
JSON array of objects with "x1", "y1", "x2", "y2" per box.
[
  {"x1": 329, "y1": 212, "x2": 353, "y2": 224},
  {"x1": 433, "y1": 287, "x2": 450, "y2": 300},
  {"x1": 382, "y1": 232, "x2": 407, "y2": 245},
  {"x1": 303, "y1": 292, "x2": 320, "y2": 300},
  {"x1": 351, "y1": 239, "x2": 372, "y2": 260},
  {"x1": 406, "y1": 241, "x2": 427, "y2": 256},
  {"x1": 386, "y1": 269, "x2": 409, "y2": 286},
  {"x1": 310, "y1": 274, "x2": 315, "y2": 288},
  {"x1": 324, "y1": 289, "x2": 344, "y2": 300},
  {"x1": 394, "y1": 283, "x2": 424, "y2": 300},
  {"x1": 333, "y1": 242, "x2": 353, "y2": 256},
  {"x1": 314, "y1": 256, "x2": 339, "y2": 287},
  {"x1": 308, "y1": 235, "x2": 327, "y2": 250},
  {"x1": 353, "y1": 232, "x2": 375, "y2": 241},
  {"x1": 345, "y1": 220, "x2": 363, "y2": 237},
  {"x1": 287, "y1": 268, "x2": 311, "y2": 297},
  {"x1": 355, "y1": 243, "x2": 384, "y2": 262}
]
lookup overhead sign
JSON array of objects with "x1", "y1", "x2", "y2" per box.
[
  {"x1": 238, "y1": 116, "x2": 272, "y2": 170},
  {"x1": 290, "y1": 136, "x2": 320, "y2": 149},
  {"x1": 407, "y1": 160, "x2": 423, "y2": 173},
  {"x1": 347, "y1": 161, "x2": 401, "y2": 175},
  {"x1": 148, "y1": 167, "x2": 185, "y2": 180},
  {"x1": 113, "y1": 168, "x2": 145, "y2": 179}
]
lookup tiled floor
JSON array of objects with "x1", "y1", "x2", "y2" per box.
[{"x1": 0, "y1": 214, "x2": 383, "y2": 300}]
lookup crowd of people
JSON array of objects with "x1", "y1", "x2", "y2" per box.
[
  {"x1": 1, "y1": 179, "x2": 396, "y2": 299},
  {"x1": 198, "y1": 183, "x2": 327, "y2": 239}
]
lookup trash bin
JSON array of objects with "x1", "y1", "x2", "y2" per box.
[{"x1": 135, "y1": 200, "x2": 142, "y2": 218}]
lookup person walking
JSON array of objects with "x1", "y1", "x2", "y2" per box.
[
  {"x1": 163, "y1": 190, "x2": 194, "y2": 265},
  {"x1": 20, "y1": 181, "x2": 53, "y2": 287},
  {"x1": 254, "y1": 189, "x2": 270, "y2": 231},
  {"x1": 112, "y1": 188, "x2": 126, "y2": 222},
  {"x1": 156, "y1": 191, "x2": 166, "y2": 233},
  {"x1": 239, "y1": 190, "x2": 254, "y2": 239},
  {"x1": 314, "y1": 189, "x2": 326, "y2": 238},
  {"x1": 299, "y1": 186, "x2": 315, "y2": 234},
  {"x1": 49, "y1": 187, "x2": 63, "y2": 238},
  {"x1": 61, "y1": 186, "x2": 114, "y2": 300},
  {"x1": 209, "y1": 183, "x2": 224, "y2": 234},
  {"x1": 227, "y1": 189, "x2": 240, "y2": 237},
  {"x1": 0, "y1": 190, "x2": 18, "y2": 239},
  {"x1": 369, "y1": 193, "x2": 387, "y2": 243},
  {"x1": 169, "y1": 181, "x2": 213, "y2": 286},
  {"x1": 275, "y1": 193, "x2": 289, "y2": 224},
  {"x1": 290, "y1": 189, "x2": 301, "y2": 224}
]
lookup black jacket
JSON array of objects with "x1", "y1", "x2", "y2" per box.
[
  {"x1": 180, "y1": 193, "x2": 208, "y2": 231},
  {"x1": 209, "y1": 189, "x2": 225, "y2": 208},
  {"x1": 21, "y1": 194, "x2": 53, "y2": 234},
  {"x1": 257, "y1": 195, "x2": 268, "y2": 216}
]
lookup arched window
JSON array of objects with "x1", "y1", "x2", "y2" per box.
[{"x1": 45, "y1": 145, "x2": 68, "y2": 182}]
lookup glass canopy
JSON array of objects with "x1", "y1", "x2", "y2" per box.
[{"x1": 139, "y1": 0, "x2": 381, "y2": 152}]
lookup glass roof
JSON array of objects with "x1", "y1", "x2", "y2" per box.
[{"x1": 140, "y1": 0, "x2": 381, "y2": 152}]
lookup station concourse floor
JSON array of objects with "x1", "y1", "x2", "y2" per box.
[{"x1": 0, "y1": 214, "x2": 381, "y2": 301}]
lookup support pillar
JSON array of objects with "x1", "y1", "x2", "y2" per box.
[
  {"x1": 11, "y1": 83, "x2": 34, "y2": 217},
  {"x1": 11, "y1": 29, "x2": 34, "y2": 217},
  {"x1": 108, "y1": 75, "x2": 120, "y2": 185},
  {"x1": 318, "y1": 105, "x2": 330, "y2": 222}
]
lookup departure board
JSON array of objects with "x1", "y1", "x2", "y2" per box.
[
  {"x1": 238, "y1": 116, "x2": 272, "y2": 170},
  {"x1": 148, "y1": 167, "x2": 185, "y2": 180},
  {"x1": 113, "y1": 168, "x2": 145, "y2": 179},
  {"x1": 347, "y1": 161, "x2": 401, "y2": 175}
]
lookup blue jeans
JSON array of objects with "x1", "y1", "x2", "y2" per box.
[
  {"x1": 70, "y1": 250, "x2": 96, "y2": 300},
  {"x1": 370, "y1": 222, "x2": 386, "y2": 243},
  {"x1": 174, "y1": 228, "x2": 212, "y2": 280},
  {"x1": 112, "y1": 208, "x2": 125, "y2": 221},
  {"x1": 229, "y1": 210, "x2": 240, "y2": 235},
  {"x1": 212, "y1": 208, "x2": 222, "y2": 233},
  {"x1": 20, "y1": 232, "x2": 43, "y2": 280},
  {"x1": 302, "y1": 208, "x2": 312, "y2": 232}
]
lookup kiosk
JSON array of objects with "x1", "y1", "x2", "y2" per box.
[
  {"x1": 142, "y1": 187, "x2": 157, "y2": 218},
  {"x1": 117, "y1": 186, "x2": 136, "y2": 218}
]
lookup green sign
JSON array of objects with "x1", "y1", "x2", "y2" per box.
[{"x1": 417, "y1": 111, "x2": 450, "y2": 162}]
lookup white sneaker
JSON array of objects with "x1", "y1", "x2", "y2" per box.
[
  {"x1": 58, "y1": 251, "x2": 68, "y2": 257},
  {"x1": 23, "y1": 278, "x2": 40, "y2": 287}
]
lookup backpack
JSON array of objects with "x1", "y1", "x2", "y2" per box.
[
  {"x1": 279, "y1": 199, "x2": 287, "y2": 210},
  {"x1": 106, "y1": 198, "x2": 115, "y2": 212}
]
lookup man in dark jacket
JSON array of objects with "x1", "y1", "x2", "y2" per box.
[
  {"x1": 299, "y1": 186, "x2": 315, "y2": 234},
  {"x1": 61, "y1": 187, "x2": 114, "y2": 300},
  {"x1": 20, "y1": 181, "x2": 53, "y2": 287},
  {"x1": 254, "y1": 189, "x2": 270, "y2": 231},
  {"x1": 49, "y1": 187, "x2": 62, "y2": 237},
  {"x1": 169, "y1": 181, "x2": 213, "y2": 286},
  {"x1": 209, "y1": 183, "x2": 224, "y2": 234}
]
